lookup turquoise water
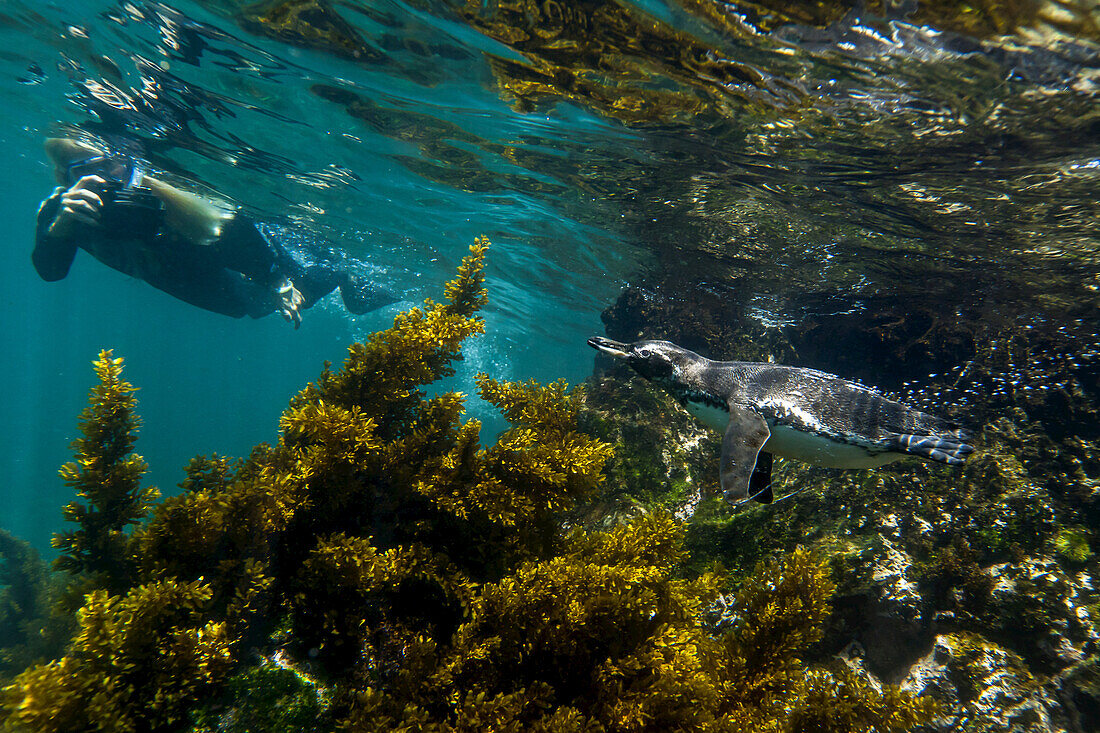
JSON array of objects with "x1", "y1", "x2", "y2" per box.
[
  {"x1": 1, "y1": 2, "x2": 1099, "y2": 730},
  {"x1": 0, "y1": 0, "x2": 1096, "y2": 555},
  {"x1": 0, "y1": 0, "x2": 640, "y2": 551}
]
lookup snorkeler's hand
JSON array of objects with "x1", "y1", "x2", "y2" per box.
[
  {"x1": 48, "y1": 175, "x2": 106, "y2": 237},
  {"x1": 275, "y1": 278, "x2": 304, "y2": 329}
]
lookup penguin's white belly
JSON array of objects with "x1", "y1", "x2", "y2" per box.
[
  {"x1": 684, "y1": 401, "x2": 734, "y2": 432},
  {"x1": 684, "y1": 400, "x2": 904, "y2": 469},
  {"x1": 763, "y1": 422, "x2": 903, "y2": 468}
]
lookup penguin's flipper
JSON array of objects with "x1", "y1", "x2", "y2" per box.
[
  {"x1": 749, "y1": 451, "x2": 774, "y2": 504},
  {"x1": 720, "y1": 405, "x2": 771, "y2": 504}
]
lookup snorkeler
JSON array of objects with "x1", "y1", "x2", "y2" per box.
[{"x1": 34, "y1": 138, "x2": 394, "y2": 327}]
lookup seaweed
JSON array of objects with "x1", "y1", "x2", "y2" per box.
[
  {"x1": 1053, "y1": 527, "x2": 1092, "y2": 564},
  {"x1": 51, "y1": 350, "x2": 159, "y2": 599},
  {"x1": 0, "y1": 531, "x2": 69, "y2": 681},
  {"x1": 343, "y1": 530, "x2": 933, "y2": 732},
  {"x1": 189, "y1": 658, "x2": 333, "y2": 733},
  {"x1": 3, "y1": 580, "x2": 232, "y2": 732},
  {"x1": 1, "y1": 239, "x2": 932, "y2": 731}
]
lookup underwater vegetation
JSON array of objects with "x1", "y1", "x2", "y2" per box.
[
  {"x1": 0, "y1": 241, "x2": 938, "y2": 732},
  {"x1": 228, "y1": 0, "x2": 1100, "y2": 129},
  {"x1": 236, "y1": 0, "x2": 387, "y2": 64},
  {"x1": 52, "y1": 351, "x2": 160, "y2": 601},
  {"x1": 0, "y1": 531, "x2": 69, "y2": 682},
  {"x1": 675, "y1": 0, "x2": 1100, "y2": 38},
  {"x1": 450, "y1": 0, "x2": 791, "y2": 126},
  {"x1": 585, "y1": 298, "x2": 1100, "y2": 730}
]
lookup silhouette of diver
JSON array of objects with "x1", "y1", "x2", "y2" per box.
[{"x1": 34, "y1": 138, "x2": 395, "y2": 327}]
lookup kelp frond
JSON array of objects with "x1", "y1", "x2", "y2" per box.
[{"x1": 285, "y1": 240, "x2": 488, "y2": 442}]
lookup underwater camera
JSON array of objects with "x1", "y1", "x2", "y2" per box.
[
  {"x1": 66, "y1": 154, "x2": 165, "y2": 239},
  {"x1": 97, "y1": 179, "x2": 165, "y2": 239}
]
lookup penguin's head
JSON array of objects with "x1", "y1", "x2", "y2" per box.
[{"x1": 587, "y1": 337, "x2": 693, "y2": 383}]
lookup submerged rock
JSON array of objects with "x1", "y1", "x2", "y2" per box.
[
  {"x1": 577, "y1": 349, "x2": 1099, "y2": 731},
  {"x1": 578, "y1": 371, "x2": 720, "y2": 517},
  {"x1": 902, "y1": 633, "x2": 1061, "y2": 732}
]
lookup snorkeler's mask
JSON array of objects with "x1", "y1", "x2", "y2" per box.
[
  {"x1": 64, "y1": 154, "x2": 146, "y2": 187},
  {"x1": 65, "y1": 154, "x2": 165, "y2": 238}
]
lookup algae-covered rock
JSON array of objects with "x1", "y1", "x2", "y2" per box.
[
  {"x1": 984, "y1": 557, "x2": 1099, "y2": 668},
  {"x1": 577, "y1": 341, "x2": 1099, "y2": 729},
  {"x1": 578, "y1": 371, "x2": 719, "y2": 515},
  {"x1": 903, "y1": 632, "x2": 1064, "y2": 732},
  {"x1": 1049, "y1": 657, "x2": 1100, "y2": 733}
]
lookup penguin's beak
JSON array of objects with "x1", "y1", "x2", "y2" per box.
[{"x1": 587, "y1": 336, "x2": 631, "y2": 359}]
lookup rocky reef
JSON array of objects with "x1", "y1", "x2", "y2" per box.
[
  {"x1": 0, "y1": 242, "x2": 938, "y2": 731},
  {"x1": 584, "y1": 286, "x2": 1100, "y2": 732}
]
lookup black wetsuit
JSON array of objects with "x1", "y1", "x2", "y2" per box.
[{"x1": 33, "y1": 187, "x2": 393, "y2": 318}]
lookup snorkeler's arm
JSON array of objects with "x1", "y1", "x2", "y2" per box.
[
  {"x1": 142, "y1": 176, "x2": 232, "y2": 247},
  {"x1": 32, "y1": 186, "x2": 81, "y2": 281},
  {"x1": 136, "y1": 176, "x2": 306, "y2": 327}
]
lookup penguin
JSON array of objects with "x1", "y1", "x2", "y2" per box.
[{"x1": 588, "y1": 337, "x2": 973, "y2": 504}]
